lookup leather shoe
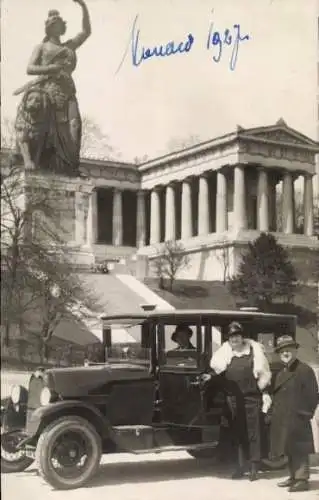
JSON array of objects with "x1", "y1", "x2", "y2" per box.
[
  {"x1": 249, "y1": 471, "x2": 258, "y2": 482},
  {"x1": 278, "y1": 478, "x2": 295, "y2": 487},
  {"x1": 231, "y1": 469, "x2": 245, "y2": 479},
  {"x1": 288, "y1": 480, "x2": 309, "y2": 493}
]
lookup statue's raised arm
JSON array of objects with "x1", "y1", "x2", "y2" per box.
[
  {"x1": 66, "y1": 0, "x2": 92, "y2": 50},
  {"x1": 13, "y1": 0, "x2": 92, "y2": 177}
]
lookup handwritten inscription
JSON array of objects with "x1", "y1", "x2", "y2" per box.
[
  {"x1": 116, "y1": 14, "x2": 250, "y2": 73},
  {"x1": 206, "y1": 22, "x2": 250, "y2": 71}
]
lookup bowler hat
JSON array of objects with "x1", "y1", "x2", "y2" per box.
[
  {"x1": 226, "y1": 321, "x2": 244, "y2": 339},
  {"x1": 171, "y1": 324, "x2": 193, "y2": 343},
  {"x1": 275, "y1": 335, "x2": 299, "y2": 352}
]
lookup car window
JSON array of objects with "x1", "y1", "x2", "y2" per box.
[
  {"x1": 105, "y1": 322, "x2": 151, "y2": 365},
  {"x1": 257, "y1": 332, "x2": 275, "y2": 353},
  {"x1": 159, "y1": 324, "x2": 200, "y2": 369}
]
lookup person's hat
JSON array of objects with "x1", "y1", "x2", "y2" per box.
[
  {"x1": 226, "y1": 321, "x2": 244, "y2": 339},
  {"x1": 171, "y1": 324, "x2": 193, "y2": 343},
  {"x1": 275, "y1": 335, "x2": 300, "y2": 353}
]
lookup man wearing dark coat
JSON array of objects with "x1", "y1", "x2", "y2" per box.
[{"x1": 269, "y1": 335, "x2": 318, "y2": 493}]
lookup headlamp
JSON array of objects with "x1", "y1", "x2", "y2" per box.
[{"x1": 40, "y1": 387, "x2": 52, "y2": 406}]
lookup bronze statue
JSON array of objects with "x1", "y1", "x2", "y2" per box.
[{"x1": 14, "y1": 0, "x2": 91, "y2": 176}]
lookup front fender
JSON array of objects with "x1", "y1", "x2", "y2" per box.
[
  {"x1": 1, "y1": 394, "x2": 28, "y2": 433},
  {"x1": 24, "y1": 400, "x2": 112, "y2": 443}
]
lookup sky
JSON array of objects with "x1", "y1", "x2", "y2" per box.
[{"x1": 1, "y1": 0, "x2": 317, "y2": 162}]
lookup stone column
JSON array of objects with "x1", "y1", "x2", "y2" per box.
[
  {"x1": 198, "y1": 174, "x2": 210, "y2": 235},
  {"x1": 136, "y1": 190, "x2": 146, "y2": 248},
  {"x1": 181, "y1": 179, "x2": 192, "y2": 239},
  {"x1": 303, "y1": 174, "x2": 314, "y2": 236},
  {"x1": 112, "y1": 188, "x2": 123, "y2": 246},
  {"x1": 233, "y1": 165, "x2": 247, "y2": 230},
  {"x1": 282, "y1": 171, "x2": 294, "y2": 234},
  {"x1": 75, "y1": 191, "x2": 85, "y2": 245},
  {"x1": 268, "y1": 174, "x2": 277, "y2": 231},
  {"x1": 150, "y1": 188, "x2": 161, "y2": 244},
  {"x1": 257, "y1": 168, "x2": 269, "y2": 231},
  {"x1": 87, "y1": 189, "x2": 98, "y2": 246},
  {"x1": 216, "y1": 170, "x2": 227, "y2": 233},
  {"x1": 165, "y1": 183, "x2": 176, "y2": 240}
]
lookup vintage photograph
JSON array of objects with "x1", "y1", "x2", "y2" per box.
[{"x1": 1, "y1": 0, "x2": 319, "y2": 498}]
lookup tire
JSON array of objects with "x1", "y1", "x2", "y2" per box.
[
  {"x1": 261, "y1": 456, "x2": 288, "y2": 470},
  {"x1": 35, "y1": 416, "x2": 102, "y2": 490},
  {"x1": 1, "y1": 431, "x2": 34, "y2": 473}
]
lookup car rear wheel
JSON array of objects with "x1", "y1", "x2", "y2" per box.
[
  {"x1": 261, "y1": 456, "x2": 288, "y2": 470},
  {"x1": 1, "y1": 430, "x2": 34, "y2": 473},
  {"x1": 35, "y1": 416, "x2": 102, "y2": 490}
]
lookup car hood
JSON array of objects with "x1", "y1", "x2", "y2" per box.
[{"x1": 45, "y1": 363, "x2": 150, "y2": 398}]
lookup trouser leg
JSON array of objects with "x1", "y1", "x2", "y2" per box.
[
  {"x1": 287, "y1": 455, "x2": 295, "y2": 479},
  {"x1": 292, "y1": 454, "x2": 310, "y2": 481},
  {"x1": 238, "y1": 444, "x2": 245, "y2": 469}
]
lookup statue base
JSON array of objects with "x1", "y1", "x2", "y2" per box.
[{"x1": 4, "y1": 168, "x2": 96, "y2": 269}]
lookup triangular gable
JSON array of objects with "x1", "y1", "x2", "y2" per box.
[{"x1": 237, "y1": 121, "x2": 318, "y2": 148}]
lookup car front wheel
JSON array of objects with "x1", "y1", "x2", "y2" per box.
[
  {"x1": 1, "y1": 430, "x2": 34, "y2": 473},
  {"x1": 35, "y1": 416, "x2": 102, "y2": 490}
]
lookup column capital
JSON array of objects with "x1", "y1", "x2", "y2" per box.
[
  {"x1": 137, "y1": 189, "x2": 146, "y2": 197},
  {"x1": 182, "y1": 176, "x2": 194, "y2": 185}
]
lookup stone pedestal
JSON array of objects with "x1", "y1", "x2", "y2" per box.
[{"x1": 3, "y1": 170, "x2": 96, "y2": 268}]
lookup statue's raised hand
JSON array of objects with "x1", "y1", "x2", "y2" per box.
[{"x1": 73, "y1": 0, "x2": 86, "y2": 6}]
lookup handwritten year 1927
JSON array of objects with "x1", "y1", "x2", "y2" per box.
[{"x1": 116, "y1": 14, "x2": 251, "y2": 73}]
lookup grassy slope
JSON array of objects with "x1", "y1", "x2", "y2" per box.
[{"x1": 144, "y1": 278, "x2": 319, "y2": 365}]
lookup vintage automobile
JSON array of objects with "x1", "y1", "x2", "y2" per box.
[{"x1": 1, "y1": 307, "x2": 297, "y2": 490}]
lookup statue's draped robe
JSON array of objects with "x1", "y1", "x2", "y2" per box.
[{"x1": 15, "y1": 42, "x2": 82, "y2": 176}]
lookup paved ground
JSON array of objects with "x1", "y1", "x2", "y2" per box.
[
  {"x1": 2, "y1": 452, "x2": 319, "y2": 500},
  {"x1": 2, "y1": 370, "x2": 319, "y2": 499}
]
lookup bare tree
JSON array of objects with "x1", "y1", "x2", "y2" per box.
[
  {"x1": 1, "y1": 116, "x2": 16, "y2": 149},
  {"x1": 152, "y1": 240, "x2": 190, "y2": 292},
  {"x1": 1, "y1": 165, "x2": 100, "y2": 358},
  {"x1": 166, "y1": 134, "x2": 201, "y2": 153},
  {"x1": 215, "y1": 242, "x2": 231, "y2": 285},
  {"x1": 81, "y1": 115, "x2": 121, "y2": 161}
]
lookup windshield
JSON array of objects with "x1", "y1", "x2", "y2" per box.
[{"x1": 105, "y1": 321, "x2": 151, "y2": 365}]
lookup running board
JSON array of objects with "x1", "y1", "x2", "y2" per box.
[{"x1": 129, "y1": 441, "x2": 219, "y2": 455}]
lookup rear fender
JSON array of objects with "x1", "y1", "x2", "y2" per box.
[
  {"x1": 24, "y1": 400, "x2": 114, "y2": 445},
  {"x1": 1, "y1": 390, "x2": 28, "y2": 433}
]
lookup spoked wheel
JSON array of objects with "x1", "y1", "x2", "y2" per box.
[
  {"x1": 261, "y1": 456, "x2": 288, "y2": 470},
  {"x1": 1, "y1": 430, "x2": 34, "y2": 473},
  {"x1": 36, "y1": 416, "x2": 102, "y2": 490}
]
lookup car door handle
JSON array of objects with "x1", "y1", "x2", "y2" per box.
[{"x1": 189, "y1": 377, "x2": 201, "y2": 387}]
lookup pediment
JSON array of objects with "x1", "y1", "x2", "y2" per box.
[{"x1": 238, "y1": 125, "x2": 318, "y2": 148}]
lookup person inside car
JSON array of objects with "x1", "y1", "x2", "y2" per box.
[{"x1": 170, "y1": 324, "x2": 196, "y2": 350}]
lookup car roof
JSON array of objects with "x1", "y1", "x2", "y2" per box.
[{"x1": 100, "y1": 309, "x2": 297, "y2": 322}]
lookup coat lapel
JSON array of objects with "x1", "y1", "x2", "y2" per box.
[{"x1": 274, "y1": 359, "x2": 299, "y2": 391}]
